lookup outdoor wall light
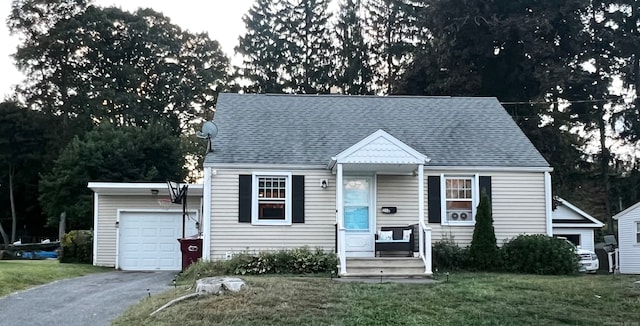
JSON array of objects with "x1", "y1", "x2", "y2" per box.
[
  {"x1": 151, "y1": 189, "x2": 159, "y2": 196},
  {"x1": 320, "y1": 179, "x2": 328, "y2": 189}
]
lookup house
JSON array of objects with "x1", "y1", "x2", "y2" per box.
[
  {"x1": 552, "y1": 197, "x2": 604, "y2": 251},
  {"x1": 89, "y1": 94, "x2": 554, "y2": 276},
  {"x1": 612, "y1": 202, "x2": 640, "y2": 274},
  {"x1": 200, "y1": 93, "x2": 552, "y2": 277}
]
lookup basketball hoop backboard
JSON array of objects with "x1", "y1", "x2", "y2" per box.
[{"x1": 167, "y1": 181, "x2": 187, "y2": 204}]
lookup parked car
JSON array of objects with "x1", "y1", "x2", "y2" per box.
[{"x1": 557, "y1": 237, "x2": 599, "y2": 273}]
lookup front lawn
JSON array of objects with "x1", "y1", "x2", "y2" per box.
[
  {"x1": 0, "y1": 260, "x2": 109, "y2": 297},
  {"x1": 115, "y1": 273, "x2": 640, "y2": 325}
]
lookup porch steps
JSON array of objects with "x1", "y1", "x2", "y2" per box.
[{"x1": 340, "y1": 257, "x2": 432, "y2": 278}]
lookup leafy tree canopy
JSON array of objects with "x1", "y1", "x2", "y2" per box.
[
  {"x1": 9, "y1": 0, "x2": 230, "y2": 136},
  {"x1": 39, "y1": 123, "x2": 187, "y2": 229},
  {"x1": 0, "y1": 101, "x2": 55, "y2": 244}
]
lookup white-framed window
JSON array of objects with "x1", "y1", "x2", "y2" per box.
[
  {"x1": 252, "y1": 172, "x2": 292, "y2": 225},
  {"x1": 441, "y1": 174, "x2": 478, "y2": 225},
  {"x1": 636, "y1": 222, "x2": 640, "y2": 243}
]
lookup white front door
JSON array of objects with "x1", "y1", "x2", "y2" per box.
[{"x1": 343, "y1": 177, "x2": 374, "y2": 257}]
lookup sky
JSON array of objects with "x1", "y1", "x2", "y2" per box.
[{"x1": 0, "y1": 0, "x2": 255, "y2": 99}]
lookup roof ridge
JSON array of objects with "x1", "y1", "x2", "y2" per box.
[{"x1": 227, "y1": 93, "x2": 498, "y2": 100}]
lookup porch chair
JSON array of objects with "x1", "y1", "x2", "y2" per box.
[{"x1": 374, "y1": 225, "x2": 415, "y2": 257}]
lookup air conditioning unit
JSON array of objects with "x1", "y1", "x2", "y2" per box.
[
  {"x1": 448, "y1": 210, "x2": 472, "y2": 221},
  {"x1": 458, "y1": 210, "x2": 472, "y2": 221}
]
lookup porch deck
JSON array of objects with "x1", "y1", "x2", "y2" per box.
[{"x1": 340, "y1": 257, "x2": 433, "y2": 278}]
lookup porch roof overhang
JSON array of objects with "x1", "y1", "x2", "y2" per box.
[{"x1": 328, "y1": 129, "x2": 429, "y2": 172}]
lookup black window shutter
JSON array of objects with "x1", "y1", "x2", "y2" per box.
[
  {"x1": 427, "y1": 176, "x2": 441, "y2": 223},
  {"x1": 238, "y1": 175, "x2": 252, "y2": 223},
  {"x1": 479, "y1": 176, "x2": 492, "y2": 201},
  {"x1": 479, "y1": 176, "x2": 492, "y2": 213},
  {"x1": 292, "y1": 175, "x2": 305, "y2": 223}
]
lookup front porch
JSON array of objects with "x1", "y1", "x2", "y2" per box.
[{"x1": 330, "y1": 130, "x2": 433, "y2": 278}]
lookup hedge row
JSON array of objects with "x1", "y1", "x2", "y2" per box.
[
  {"x1": 180, "y1": 247, "x2": 338, "y2": 280},
  {"x1": 433, "y1": 234, "x2": 580, "y2": 275}
]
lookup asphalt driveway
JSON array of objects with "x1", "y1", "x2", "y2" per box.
[{"x1": 0, "y1": 270, "x2": 177, "y2": 326}]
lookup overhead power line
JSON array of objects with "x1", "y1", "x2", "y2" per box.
[{"x1": 500, "y1": 96, "x2": 635, "y2": 106}]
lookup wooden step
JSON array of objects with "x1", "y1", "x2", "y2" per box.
[{"x1": 340, "y1": 257, "x2": 432, "y2": 278}]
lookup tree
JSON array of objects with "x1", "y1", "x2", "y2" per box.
[
  {"x1": 39, "y1": 124, "x2": 187, "y2": 229},
  {"x1": 468, "y1": 191, "x2": 501, "y2": 271},
  {"x1": 236, "y1": 0, "x2": 287, "y2": 93},
  {"x1": 0, "y1": 101, "x2": 54, "y2": 244},
  {"x1": 9, "y1": 1, "x2": 230, "y2": 138},
  {"x1": 364, "y1": 0, "x2": 421, "y2": 94},
  {"x1": 280, "y1": 0, "x2": 334, "y2": 93},
  {"x1": 334, "y1": 0, "x2": 374, "y2": 94}
]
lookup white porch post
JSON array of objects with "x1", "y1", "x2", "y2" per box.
[
  {"x1": 418, "y1": 164, "x2": 424, "y2": 259},
  {"x1": 418, "y1": 164, "x2": 432, "y2": 275},
  {"x1": 336, "y1": 163, "x2": 347, "y2": 275}
]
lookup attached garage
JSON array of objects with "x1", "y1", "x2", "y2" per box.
[
  {"x1": 118, "y1": 211, "x2": 198, "y2": 270},
  {"x1": 89, "y1": 182, "x2": 203, "y2": 270}
]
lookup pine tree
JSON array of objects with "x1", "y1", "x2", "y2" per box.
[
  {"x1": 281, "y1": 0, "x2": 334, "y2": 93},
  {"x1": 468, "y1": 191, "x2": 501, "y2": 271},
  {"x1": 363, "y1": 0, "x2": 419, "y2": 94},
  {"x1": 334, "y1": 0, "x2": 374, "y2": 95},
  {"x1": 236, "y1": 0, "x2": 286, "y2": 93}
]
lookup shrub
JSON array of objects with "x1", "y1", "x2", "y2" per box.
[
  {"x1": 180, "y1": 247, "x2": 337, "y2": 280},
  {"x1": 468, "y1": 191, "x2": 501, "y2": 271},
  {"x1": 432, "y1": 239, "x2": 469, "y2": 271},
  {"x1": 502, "y1": 234, "x2": 579, "y2": 275},
  {"x1": 59, "y1": 230, "x2": 93, "y2": 263}
]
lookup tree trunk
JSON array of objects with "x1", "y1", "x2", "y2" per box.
[
  {"x1": 0, "y1": 217, "x2": 9, "y2": 247},
  {"x1": 597, "y1": 109, "x2": 613, "y2": 234},
  {"x1": 9, "y1": 164, "x2": 17, "y2": 243}
]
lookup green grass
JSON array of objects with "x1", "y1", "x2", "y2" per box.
[
  {"x1": 0, "y1": 260, "x2": 109, "y2": 297},
  {"x1": 114, "y1": 273, "x2": 640, "y2": 326}
]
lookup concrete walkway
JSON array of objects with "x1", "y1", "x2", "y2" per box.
[{"x1": 0, "y1": 270, "x2": 176, "y2": 326}]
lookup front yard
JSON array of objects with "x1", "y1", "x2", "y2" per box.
[
  {"x1": 0, "y1": 260, "x2": 109, "y2": 297},
  {"x1": 115, "y1": 273, "x2": 640, "y2": 325}
]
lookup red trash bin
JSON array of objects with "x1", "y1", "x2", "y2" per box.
[{"x1": 178, "y1": 238, "x2": 203, "y2": 271}]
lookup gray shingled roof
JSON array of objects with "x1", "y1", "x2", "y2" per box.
[{"x1": 204, "y1": 93, "x2": 549, "y2": 167}]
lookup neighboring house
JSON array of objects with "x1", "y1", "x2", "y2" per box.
[
  {"x1": 200, "y1": 93, "x2": 553, "y2": 277},
  {"x1": 89, "y1": 182, "x2": 203, "y2": 271},
  {"x1": 552, "y1": 197, "x2": 604, "y2": 251},
  {"x1": 612, "y1": 202, "x2": 640, "y2": 274}
]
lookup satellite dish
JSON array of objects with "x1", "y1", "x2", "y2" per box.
[
  {"x1": 197, "y1": 121, "x2": 218, "y2": 139},
  {"x1": 196, "y1": 121, "x2": 218, "y2": 152}
]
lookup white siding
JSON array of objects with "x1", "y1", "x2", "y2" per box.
[
  {"x1": 209, "y1": 169, "x2": 336, "y2": 259},
  {"x1": 427, "y1": 171, "x2": 547, "y2": 246},
  {"x1": 376, "y1": 174, "x2": 418, "y2": 228},
  {"x1": 209, "y1": 169, "x2": 548, "y2": 257},
  {"x1": 95, "y1": 195, "x2": 202, "y2": 268},
  {"x1": 617, "y1": 208, "x2": 640, "y2": 274},
  {"x1": 553, "y1": 205, "x2": 584, "y2": 221},
  {"x1": 552, "y1": 227, "x2": 596, "y2": 251}
]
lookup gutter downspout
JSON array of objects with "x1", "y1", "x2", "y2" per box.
[
  {"x1": 544, "y1": 171, "x2": 553, "y2": 236},
  {"x1": 202, "y1": 167, "x2": 212, "y2": 260}
]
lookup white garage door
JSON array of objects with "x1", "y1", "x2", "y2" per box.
[{"x1": 119, "y1": 211, "x2": 198, "y2": 271}]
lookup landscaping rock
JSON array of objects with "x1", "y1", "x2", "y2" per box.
[
  {"x1": 151, "y1": 277, "x2": 246, "y2": 317},
  {"x1": 195, "y1": 277, "x2": 245, "y2": 294}
]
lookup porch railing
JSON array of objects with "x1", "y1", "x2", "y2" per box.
[{"x1": 419, "y1": 221, "x2": 433, "y2": 275}]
